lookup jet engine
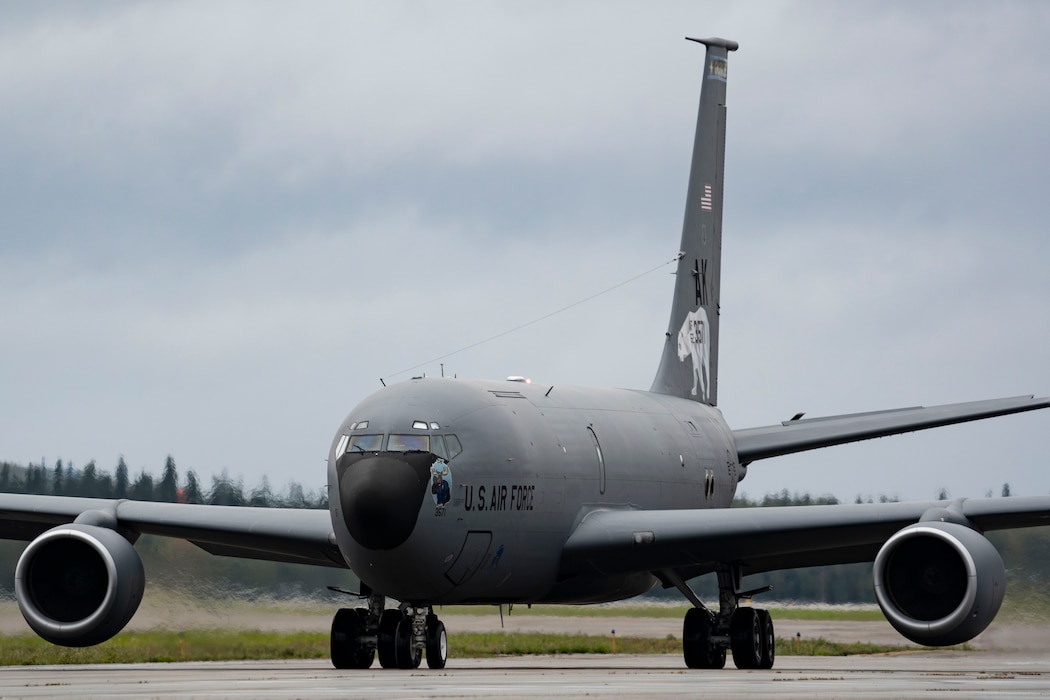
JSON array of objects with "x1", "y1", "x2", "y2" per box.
[
  {"x1": 873, "y1": 521, "x2": 1005, "y2": 646},
  {"x1": 14, "y1": 523, "x2": 145, "y2": 647}
]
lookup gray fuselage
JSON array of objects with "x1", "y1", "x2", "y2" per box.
[{"x1": 327, "y1": 377, "x2": 739, "y2": 605}]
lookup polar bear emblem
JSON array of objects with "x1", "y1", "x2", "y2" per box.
[{"x1": 677, "y1": 307, "x2": 711, "y2": 401}]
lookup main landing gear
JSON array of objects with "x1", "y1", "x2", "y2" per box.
[
  {"x1": 330, "y1": 593, "x2": 447, "y2": 670},
  {"x1": 677, "y1": 565, "x2": 775, "y2": 670}
]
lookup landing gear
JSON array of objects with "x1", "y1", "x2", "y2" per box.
[
  {"x1": 377, "y1": 609, "x2": 407, "y2": 668},
  {"x1": 757, "y1": 608, "x2": 775, "y2": 669},
  {"x1": 425, "y1": 614, "x2": 448, "y2": 669},
  {"x1": 729, "y1": 607, "x2": 763, "y2": 668},
  {"x1": 330, "y1": 608, "x2": 374, "y2": 669},
  {"x1": 674, "y1": 564, "x2": 775, "y2": 670},
  {"x1": 395, "y1": 610, "x2": 423, "y2": 669},
  {"x1": 329, "y1": 593, "x2": 448, "y2": 670},
  {"x1": 682, "y1": 607, "x2": 725, "y2": 669}
]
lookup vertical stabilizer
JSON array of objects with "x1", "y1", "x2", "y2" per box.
[{"x1": 650, "y1": 37, "x2": 737, "y2": 405}]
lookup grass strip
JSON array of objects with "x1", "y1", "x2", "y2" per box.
[
  {"x1": 436, "y1": 604, "x2": 886, "y2": 621},
  {"x1": 0, "y1": 630, "x2": 917, "y2": 666}
]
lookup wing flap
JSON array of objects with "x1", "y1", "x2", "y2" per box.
[
  {"x1": 190, "y1": 540, "x2": 346, "y2": 568},
  {"x1": 733, "y1": 395, "x2": 1050, "y2": 464}
]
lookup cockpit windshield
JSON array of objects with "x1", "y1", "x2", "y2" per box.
[
  {"x1": 348, "y1": 434, "x2": 383, "y2": 452},
  {"x1": 387, "y1": 434, "x2": 430, "y2": 452},
  {"x1": 338, "y1": 427, "x2": 463, "y2": 459}
]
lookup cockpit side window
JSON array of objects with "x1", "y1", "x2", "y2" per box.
[
  {"x1": 431, "y1": 435, "x2": 448, "y2": 460},
  {"x1": 387, "y1": 434, "x2": 430, "y2": 452},
  {"x1": 348, "y1": 434, "x2": 383, "y2": 453},
  {"x1": 445, "y1": 434, "x2": 463, "y2": 460}
]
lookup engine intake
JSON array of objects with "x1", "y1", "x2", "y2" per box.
[
  {"x1": 873, "y1": 521, "x2": 1004, "y2": 647},
  {"x1": 15, "y1": 524, "x2": 145, "y2": 647}
]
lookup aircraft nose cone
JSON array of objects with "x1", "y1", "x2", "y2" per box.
[{"x1": 337, "y1": 452, "x2": 433, "y2": 550}]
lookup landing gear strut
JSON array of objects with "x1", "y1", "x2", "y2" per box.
[
  {"x1": 329, "y1": 593, "x2": 448, "y2": 670},
  {"x1": 677, "y1": 565, "x2": 775, "y2": 670}
]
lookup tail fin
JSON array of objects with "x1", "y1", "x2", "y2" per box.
[{"x1": 650, "y1": 37, "x2": 737, "y2": 406}]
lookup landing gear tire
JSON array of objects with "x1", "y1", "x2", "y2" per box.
[
  {"x1": 331, "y1": 607, "x2": 374, "y2": 669},
  {"x1": 756, "y1": 608, "x2": 775, "y2": 669},
  {"x1": 377, "y1": 609, "x2": 403, "y2": 669},
  {"x1": 395, "y1": 615, "x2": 422, "y2": 669},
  {"x1": 425, "y1": 615, "x2": 447, "y2": 669},
  {"x1": 730, "y1": 608, "x2": 763, "y2": 669},
  {"x1": 682, "y1": 608, "x2": 724, "y2": 669}
]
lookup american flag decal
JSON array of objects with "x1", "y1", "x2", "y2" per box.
[{"x1": 700, "y1": 184, "x2": 713, "y2": 211}]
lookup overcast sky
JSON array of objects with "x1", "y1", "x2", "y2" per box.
[{"x1": 2, "y1": 1, "x2": 1048, "y2": 503}]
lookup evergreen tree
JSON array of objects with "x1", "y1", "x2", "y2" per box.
[
  {"x1": 96, "y1": 471, "x2": 114, "y2": 499},
  {"x1": 183, "y1": 470, "x2": 203, "y2": 504},
  {"x1": 209, "y1": 469, "x2": 245, "y2": 506},
  {"x1": 249, "y1": 476, "x2": 273, "y2": 507},
  {"x1": 53, "y1": 459, "x2": 65, "y2": 496},
  {"x1": 1002, "y1": 482, "x2": 1011, "y2": 497},
  {"x1": 159, "y1": 455, "x2": 179, "y2": 503},
  {"x1": 25, "y1": 464, "x2": 41, "y2": 494},
  {"x1": 115, "y1": 456, "x2": 130, "y2": 498},
  {"x1": 0, "y1": 463, "x2": 10, "y2": 492},
  {"x1": 80, "y1": 460, "x2": 99, "y2": 498},
  {"x1": 286, "y1": 481, "x2": 307, "y2": 509},
  {"x1": 313, "y1": 486, "x2": 329, "y2": 510},
  {"x1": 129, "y1": 470, "x2": 155, "y2": 501}
]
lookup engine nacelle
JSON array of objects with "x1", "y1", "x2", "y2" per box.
[
  {"x1": 14, "y1": 523, "x2": 145, "y2": 647},
  {"x1": 873, "y1": 521, "x2": 1005, "y2": 647}
]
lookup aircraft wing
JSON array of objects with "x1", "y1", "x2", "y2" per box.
[
  {"x1": 560, "y1": 496, "x2": 1050, "y2": 579},
  {"x1": 0, "y1": 494, "x2": 346, "y2": 568},
  {"x1": 732, "y1": 395, "x2": 1050, "y2": 464}
]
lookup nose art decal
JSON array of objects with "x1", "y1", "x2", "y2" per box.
[{"x1": 430, "y1": 458, "x2": 452, "y2": 516}]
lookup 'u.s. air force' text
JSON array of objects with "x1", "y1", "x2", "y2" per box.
[{"x1": 463, "y1": 484, "x2": 535, "y2": 511}]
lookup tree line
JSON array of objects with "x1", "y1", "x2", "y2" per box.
[
  {"x1": 0, "y1": 457, "x2": 327, "y2": 509},
  {"x1": 0, "y1": 456, "x2": 340, "y2": 598}
]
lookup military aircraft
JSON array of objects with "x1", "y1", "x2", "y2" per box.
[{"x1": 2, "y1": 37, "x2": 1049, "y2": 671}]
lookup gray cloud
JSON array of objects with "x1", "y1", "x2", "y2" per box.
[{"x1": 1, "y1": 1, "x2": 1047, "y2": 502}]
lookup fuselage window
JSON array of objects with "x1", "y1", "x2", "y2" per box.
[
  {"x1": 348, "y1": 434, "x2": 383, "y2": 452},
  {"x1": 388, "y1": 434, "x2": 430, "y2": 452}
]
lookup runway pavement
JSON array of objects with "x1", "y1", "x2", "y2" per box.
[
  {"x1": 3, "y1": 601, "x2": 1050, "y2": 698},
  {"x1": 1, "y1": 652, "x2": 1049, "y2": 699}
]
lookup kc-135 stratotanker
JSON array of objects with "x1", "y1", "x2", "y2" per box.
[{"x1": 3, "y1": 37, "x2": 1049, "y2": 671}]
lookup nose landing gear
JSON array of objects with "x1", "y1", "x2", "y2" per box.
[{"x1": 330, "y1": 593, "x2": 448, "y2": 670}]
